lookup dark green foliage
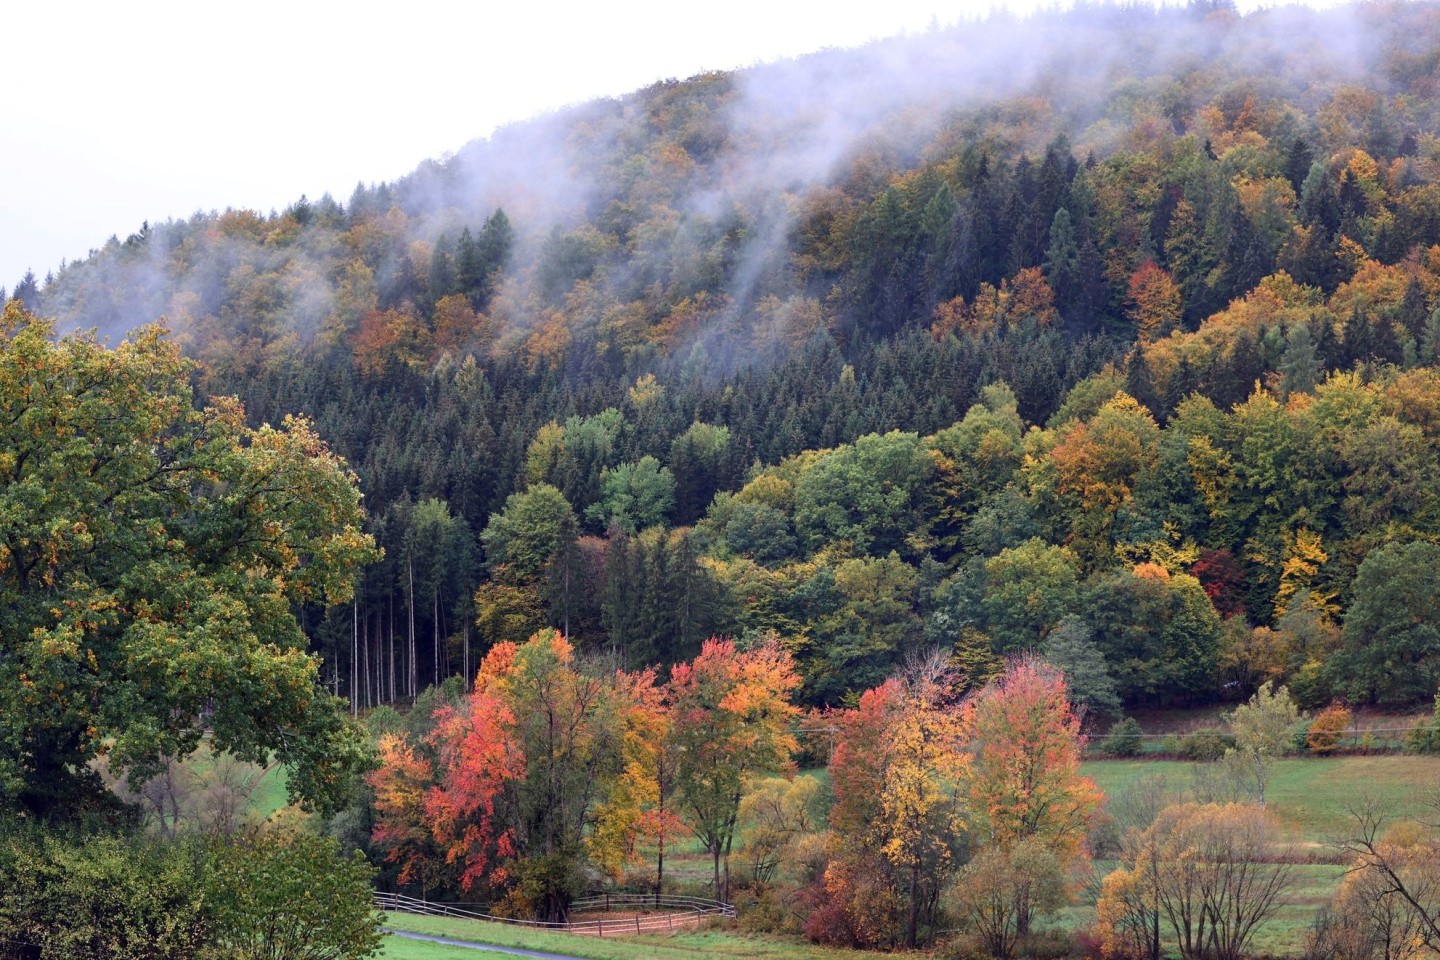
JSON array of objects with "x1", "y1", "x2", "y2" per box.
[
  {"x1": 1172, "y1": 729, "x2": 1235, "y2": 761},
  {"x1": 1101, "y1": 717, "x2": 1144, "y2": 757},
  {"x1": 1334, "y1": 541, "x2": 1440, "y2": 705},
  {"x1": 720, "y1": 501, "x2": 799, "y2": 565},
  {"x1": 0, "y1": 827, "x2": 209, "y2": 959},
  {"x1": 1041, "y1": 616, "x2": 1122, "y2": 718}
]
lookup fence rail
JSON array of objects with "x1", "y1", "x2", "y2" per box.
[{"x1": 375, "y1": 889, "x2": 735, "y2": 937}]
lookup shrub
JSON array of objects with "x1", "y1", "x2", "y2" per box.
[
  {"x1": 1100, "y1": 717, "x2": 1144, "y2": 757},
  {"x1": 1175, "y1": 728, "x2": 1234, "y2": 761},
  {"x1": 1021, "y1": 929, "x2": 1076, "y2": 960},
  {"x1": 204, "y1": 828, "x2": 382, "y2": 960},
  {"x1": 1407, "y1": 694, "x2": 1440, "y2": 754},
  {"x1": 1306, "y1": 704, "x2": 1352, "y2": 755},
  {"x1": 0, "y1": 829, "x2": 209, "y2": 960}
]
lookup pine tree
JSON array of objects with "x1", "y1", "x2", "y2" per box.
[
  {"x1": 1399, "y1": 277, "x2": 1428, "y2": 346},
  {"x1": 1124, "y1": 344, "x2": 1159, "y2": 418},
  {"x1": 429, "y1": 234, "x2": 455, "y2": 307},
  {"x1": 11, "y1": 270, "x2": 39, "y2": 311},
  {"x1": 1343, "y1": 307, "x2": 1375, "y2": 367},
  {"x1": 1280, "y1": 321, "x2": 1320, "y2": 398},
  {"x1": 1423, "y1": 307, "x2": 1440, "y2": 364}
]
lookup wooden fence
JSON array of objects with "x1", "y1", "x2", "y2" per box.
[{"x1": 374, "y1": 890, "x2": 734, "y2": 936}]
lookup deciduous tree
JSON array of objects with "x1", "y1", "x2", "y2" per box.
[
  {"x1": 0, "y1": 305, "x2": 376, "y2": 817},
  {"x1": 669, "y1": 635, "x2": 801, "y2": 903}
]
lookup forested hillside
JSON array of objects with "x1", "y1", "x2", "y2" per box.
[{"x1": 13, "y1": 0, "x2": 1440, "y2": 714}]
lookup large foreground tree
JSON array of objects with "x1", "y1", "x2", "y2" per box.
[{"x1": 0, "y1": 303, "x2": 377, "y2": 816}]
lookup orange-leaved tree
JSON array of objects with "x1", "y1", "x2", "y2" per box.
[
  {"x1": 669, "y1": 634, "x2": 801, "y2": 903},
  {"x1": 823, "y1": 655, "x2": 970, "y2": 949},
  {"x1": 587, "y1": 667, "x2": 687, "y2": 896},
  {"x1": 368, "y1": 643, "x2": 524, "y2": 897},
  {"x1": 963, "y1": 655, "x2": 1102, "y2": 935},
  {"x1": 370, "y1": 732, "x2": 448, "y2": 893},
  {"x1": 369, "y1": 630, "x2": 632, "y2": 921},
  {"x1": 422, "y1": 660, "x2": 524, "y2": 896}
]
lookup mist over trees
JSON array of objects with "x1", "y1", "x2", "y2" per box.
[
  {"x1": 13, "y1": 0, "x2": 1440, "y2": 715},
  {"x1": 14, "y1": 0, "x2": 1440, "y2": 950}
]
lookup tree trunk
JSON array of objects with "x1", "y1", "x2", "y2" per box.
[
  {"x1": 351, "y1": 600, "x2": 358, "y2": 717},
  {"x1": 907, "y1": 861, "x2": 920, "y2": 948},
  {"x1": 408, "y1": 560, "x2": 417, "y2": 700}
]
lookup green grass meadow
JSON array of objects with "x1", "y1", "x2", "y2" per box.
[
  {"x1": 1076, "y1": 754, "x2": 1440, "y2": 955},
  {"x1": 379, "y1": 912, "x2": 897, "y2": 960},
  {"x1": 1083, "y1": 754, "x2": 1440, "y2": 844}
]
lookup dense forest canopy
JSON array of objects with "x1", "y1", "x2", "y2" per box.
[{"x1": 11, "y1": 0, "x2": 1440, "y2": 714}]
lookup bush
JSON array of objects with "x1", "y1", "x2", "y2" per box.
[
  {"x1": 0, "y1": 828, "x2": 209, "y2": 960},
  {"x1": 204, "y1": 828, "x2": 382, "y2": 960},
  {"x1": 736, "y1": 884, "x2": 805, "y2": 935},
  {"x1": 1175, "y1": 728, "x2": 1235, "y2": 761},
  {"x1": 1407, "y1": 694, "x2": 1440, "y2": 754},
  {"x1": 1100, "y1": 717, "x2": 1144, "y2": 757},
  {"x1": 1306, "y1": 704, "x2": 1352, "y2": 755},
  {"x1": 1021, "y1": 929, "x2": 1076, "y2": 960}
]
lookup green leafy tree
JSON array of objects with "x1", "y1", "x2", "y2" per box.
[
  {"x1": 1041, "y1": 616, "x2": 1122, "y2": 718},
  {"x1": 205, "y1": 828, "x2": 383, "y2": 960},
  {"x1": 0, "y1": 304, "x2": 376, "y2": 816},
  {"x1": 1224, "y1": 682, "x2": 1300, "y2": 805},
  {"x1": 981, "y1": 540, "x2": 1082, "y2": 654},
  {"x1": 1334, "y1": 541, "x2": 1440, "y2": 704},
  {"x1": 480, "y1": 484, "x2": 578, "y2": 581},
  {"x1": 1085, "y1": 568, "x2": 1221, "y2": 706},
  {"x1": 791, "y1": 430, "x2": 935, "y2": 557},
  {"x1": 0, "y1": 829, "x2": 209, "y2": 959},
  {"x1": 586, "y1": 456, "x2": 676, "y2": 533}
]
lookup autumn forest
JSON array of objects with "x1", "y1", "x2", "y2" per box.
[{"x1": 7, "y1": 1, "x2": 1440, "y2": 957}]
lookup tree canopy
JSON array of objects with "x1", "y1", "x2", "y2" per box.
[{"x1": 0, "y1": 303, "x2": 376, "y2": 816}]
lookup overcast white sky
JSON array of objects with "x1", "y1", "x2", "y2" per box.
[{"x1": 1, "y1": 0, "x2": 1322, "y2": 292}]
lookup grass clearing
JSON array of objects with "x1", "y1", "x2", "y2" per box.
[
  {"x1": 1077, "y1": 754, "x2": 1440, "y2": 955},
  {"x1": 1083, "y1": 754, "x2": 1440, "y2": 845},
  {"x1": 380, "y1": 912, "x2": 897, "y2": 960}
]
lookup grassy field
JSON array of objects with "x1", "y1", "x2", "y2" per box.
[
  {"x1": 379, "y1": 913, "x2": 897, "y2": 960},
  {"x1": 1083, "y1": 754, "x2": 1440, "y2": 844},
  {"x1": 1074, "y1": 754, "x2": 1440, "y2": 955}
]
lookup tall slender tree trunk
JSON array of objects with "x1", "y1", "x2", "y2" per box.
[
  {"x1": 907, "y1": 862, "x2": 920, "y2": 948},
  {"x1": 408, "y1": 560, "x2": 417, "y2": 700},
  {"x1": 655, "y1": 772, "x2": 668, "y2": 905},
  {"x1": 350, "y1": 600, "x2": 358, "y2": 717},
  {"x1": 388, "y1": 593, "x2": 396, "y2": 704},
  {"x1": 362, "y1": 606, "x2": 371, "y2": 709},
  {"x1": 373, "y1": 617, "x2": 382, "y2": 708}
]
